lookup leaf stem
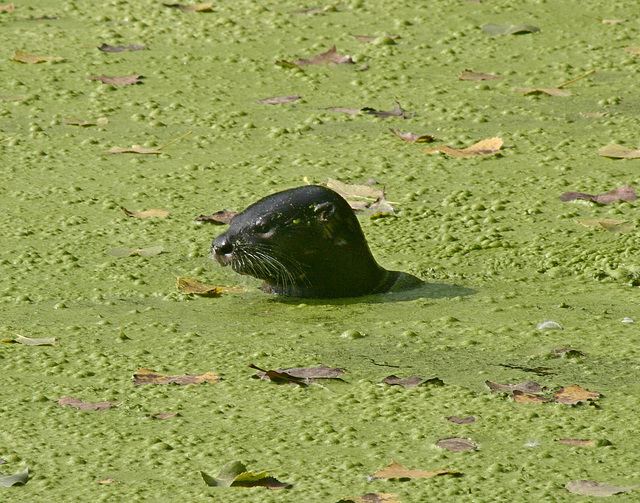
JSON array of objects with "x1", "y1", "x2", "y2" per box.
[
  {"x1": 158, "y1": 130, "x2": 193, "y2": 150},
  {"x1": 557, "y1": 70, "x2": 595, "y2": 89}
]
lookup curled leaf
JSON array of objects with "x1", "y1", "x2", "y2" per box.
[
  {"x1": 389, "y1": 128, "x2": 434, "y2": 144},
  {"x1": 0, "y1": 468, "x2": 29, "y2": 487},
  {"x1": 174, "y1": 275, "x2": 223, "y2": 296},
  {"x1": 294, "y1": 45, "x2": 354, "y2": 66},
  {"x1": 559, "y1": 185, "x2": 636, "y2": 204},
  {"x1": 201, "y1": 461, "x2": 292, "y2": 489},
  {"x1": 194, "y1": 209, "x2": 238, "y2": 224},
  {"x1": 482, "y1": 24, "x2": 540, "y2": 35},
  {"x1": 98, "y1": 44, "x2": 148, "y2": 52},
  {"x1": 423, "y1": 137, "x2": 503, "y2": 157},
  {"x1": 514, "y1": 87, "x2": 571, "y2": 97},
  {"x1": 163, "y1": 2, "x2": 214, "y2": 11}
]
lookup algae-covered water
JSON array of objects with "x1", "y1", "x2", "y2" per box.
[{"x1": 2, "y1": 0, "x2": 640, "y2": 501}]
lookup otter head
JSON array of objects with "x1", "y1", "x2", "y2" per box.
[{"x1": 211, "y1": 185, "x2": 394, "y2": 298}]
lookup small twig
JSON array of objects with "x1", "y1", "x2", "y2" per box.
[
  {"x1": 0, "y1": 137, "x2": 14, "y2": 144},
  {"x1": 557, "y1": 70, "x2": 595, "y2": 89},
  {"x1": 158, "y1": 130, "x2": 193, "y2": 150}
]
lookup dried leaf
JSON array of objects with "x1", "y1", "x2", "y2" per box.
[
  {"x1": 0, "y1": 4, "x2": 15, "y2": 13},
  {"x1": 575, "y1": 219, "x2": 635, "y2": 232},
  {"x1": 623, "y1": 46, "x2": 640, "y2": 54},
  {"x1": 97, "y1": 478, "x2": 117, "y2": 484},
  {"x1": 12, "y1": 50, "x2": 65, "y2": 63},
  {"x1": 514, "y1": 87, "x2": 572, "y2": 97},
  {"x1": 482, "y1": 24, "x2": 540, "y2": 35},
  {"x1": 62, "y1": 117, "x2": 109, "y2": 127},
  {"x1": 249, "y1": 364, "x2": 309, "y2": 386},
  {"x1": 326, "y1": 178, "x2": 384, "y2": 200},
  {"x1": 458, "y1": 69, "x2": 501, "y2": 81},
  {"x1": 603, "y1": 19, "x2": 627, "y2": 24},
  {"x1": 511, "y1": 390, "x2": 550, "y2": 403},
  {"x1": 194, "y1": 209, "x2": 238, "y2": 224},
  {"x1": 324, "y1": 107, "x2": 362, "y2": 115},
  {"x1": 338, "y1": 493, "x2": 400, "y2": 503},
  {"x1": 486, "y1": 380, "x2": 544, "y2": 393},
  {"x1": 423, "y1": 137, "x2": 503, "y2": 157},
  {"x1": 275, "y1": 60, "x2": 303, "y2": 70},
  {"x1": 598, "y1": 144, "x2": 640, "y2": 159},
  {"x1": 2, "y1": 334, "x2": 57, "y2": 346},
  {"x1": 105, "y1": 246, "x2": 163, "y2": 257},
  {"x1": 553, "y1": 384, "x2": 600, "y2": 404},
  {"x1": 368, "y1": 191, "x2": 395, "y2": 217},
  {"x1": 0, "y1": 94, "x2": 26, "y2": 101},
  {"x1": 555, "y1": 439, "x2": 596, "y2": 447},
  {"x1": 56, "y1": 397, "x2": 121, "y2": 412},
  {"x1": 163, "y1": 2, "x2": 214, "y2": 11},
  {"x1": 294, "y1": 45, "x2": 354, "y2": 66},
  {"x1": 98, "y1": 44, "x2": 148, "y2": 52},
  {"x1": 133, "y1": 367, "x2": 221, "y2": 386},
  {"x1": 274, "y1": 365, "x2": 344, "y2": 379},
  {"x1": 436, "y1": 437, "x2": 478, "y2": 452},
  {"x1": 389, "y1": 128, "x2": 434, "y2": 144},
  {"x1": 448, "y1": 416, "x2": 476, "y2": 424},
  {"x1": 107, "y1": 145, "x2": 161, "y2": 154},
  {"x1": 121, "y1": 207, "x2": 170, "y2": 218},
  {"x1": 255, "y1": 95, "x2": 300, "y2": 104},
  {"x1": 372, "y1": 461, "x2": 457, "y2": 479},
  {"x1": 174, "y1": 275, "x2": 223, "y2": 296},
  {"x1": 88, "y1": 75, "x2": 143, "y2": 85},
  {"x1": 0, "y1": 468, "x2": 28, "y2": 487},
  {"x1": 559, "y1": 185, "x2": 636, "y2": 204},
  {"x1": 565, "y1": 480, "x2": 637, "y2": 496},
  {"x1": 364, "y1": 103, "x2": 414, "y2": 119},
  {"x1": 201, "y1": 461, "x2": 292, "y2": 489},
  {"x1": 381, "y1": 375, "x2": 424, "y2": 388}
]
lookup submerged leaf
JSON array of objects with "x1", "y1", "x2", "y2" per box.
[
  {"x1": 56, "y1": 397, "x2": 121, "y2": 411},
  {"x1": 423, "y1": 137, "x2": 503, "y2": 157},
  {"x1": 575, "y1": 219, "x2": 635, "y2": 232},
  {"x1": 514, "y1": 87, "x2": 571, "y2": 97},
  {"x1": 133, "y1": 367, "x2": 220, "y2": 386},
  {"x1": 12, "y1": 50, "x2": 65, "y2": 63},
  {"x1": 0, "y1": 468, "x2": 29, "y2": 487},
  {"x1": 201, "y1": 461, "x2": 292, "y2": 489},
  {"x1": 372, "y1": 461, "x2": 457, "y2": 479}
]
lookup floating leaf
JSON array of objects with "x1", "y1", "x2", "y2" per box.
[
  {"x1": 2, "y1": 334, "x2": 57, "y2": 346},
  {"x1": 581, "y1": 112, "x2": 606, "y2": 118},
  {"x1": 436, "y1": 437, "x2": 478, "y2": 452},
  {"x1": 98, "y1": 44, "x2": 148, "y2": 52},
  {"x1": 88, "y1": 75, "x2": 143, "y2": 85},
  {"x1": 324, "y1": 107, "x2": 362, "y2": 115},
  {"x1": 201, "y1": 461, "x2": 292, "y2": 489},
  {"x1": 486, "y1": 380, "x2": 544, "y2": 393},
  {"x1": 62, "y1": 117, "x2": 109, "y2": 127},
  {"x1": 458, "y1": 69, "x2": 501, "y2": 81},
  {"x1": 326, "y1": 178, "x2": 384, "y2": 200},
  {"x1": 338, "y1": 493, "x2": 400, "y2": 503},
  {"x1": 482, "y1": 24, "x2": 540, "y2": 35},
  {"x1": 559, "y1": 185, "x2": 636, "y2": 204},
  {"x1": 107, "y1": 131, "x2": 191, "y2": 154},
  {"x1": 249, "y1": 364, "x2": 312, "y2": 386},
  {"x1": 174, "y1": 275, "x2": 223, "y2": 296},
  {"x1": 133, "y1": 367, "x2": 221, "y2": 386},
  {"x1": 163, "y1": 2, "x2": 214, "y2": 11},
  {"x1": 623, "y1": 47, "x2": 640, "y2": 54},
  {"x1": 423, "y1": 137, "x2": 503, "y2": 157},
  {"x1": 97, "y1": 478, "x2": 117, "y2": 484},
  {"x1": 105, "y1": 246, "x2": 163, "y2": 257},
  {"x1": 255, "y1": 95, "x2": 301, "y2": 104},
  {"x1": 511, "y1": 390, "x2": 550, "y2": 403},
  {"x1": 0, "y1": 468, "x2": 28, "y2": 487},
  {"x1": 12, "y1": 50, "x2": 65, "y2": 63},
  {"x1": 0, "y1": 94, "x2": 25, "y2": 101},
  {"x1": 293, "y1": 45, "x2": 354, "y2": 66},
  {"x1": 389, "y1": 128, "x2": 434, "y2": 144},
  {"x1": 273, "y1": 365, "x2": 344, "y2": 379},
  {"x1": 275, "y1": 60, "x2": 302, "y2": 70},
  {"x1": 565, "y1": 480, "x2": 637, "y2": 496},
  {"x1": 575, "y1": 219, "x2": 635, "y2": 232},
  {"x1": 555, "y1": 439, "x2": 596, "y2": 447},
  {"x1": 598, "y1": 144, "x2": 640, "y2": 159},
  {"x1": 0, "y1": 4, "x2": 15, "y2": 13},
  {"x1": 372, "y1": 461, "x2": 457, "y2": 480},
  {"x1": 56, "y1": 397, "x2": 121, "y2": 412},
  {"x1": 448, "y1": 416, "x2": 476, "y2": 424},
  {"x1": 602, "y1": 19, "x2": 627, "y2": 24},
  {"x1": 194, "y1": 209, "x2": 238, "y2": 224},
  {"x1": 364, "y1": 102, "x2": 414, "y2": 119},
  {"x1": 553, "y1": 384, "x2": 600, "y2": 405},
  {"x1": 381, "y1": 375, "x2": 424, "y2": 388},
  {"x1": 121, "y1": 207, "x2": 170, "y2": 218},
  {"x1": 514, "y1": 87, "x2": 571, "y2": 97}
]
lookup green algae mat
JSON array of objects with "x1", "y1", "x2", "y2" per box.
[{"x1": 2, "y1": 0, "x2": 640, "y2": 501}]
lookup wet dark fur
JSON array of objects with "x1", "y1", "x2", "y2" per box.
[{"x1": 211, "y1": 185, "x2": 400, "y2": 298}]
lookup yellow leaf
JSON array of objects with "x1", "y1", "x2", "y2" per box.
[
  {"x1": 372, "y1": 461, "x2": 457, "y2": 479},
  {"x1": 12, "y1": 50, "x2": 65, "y2": 63},
  {"x1": 133, "y1": 367, "x2": 221, "y2": 385},
  {"x1": 423, "y1": 137, "x2": 503, "y2": 158},
  {"x1": 121, "y1": 207, "x2": 170, "y2": 218},
  {"x1": 598, "y1": 144, "x2": 640, "y2": 159}
]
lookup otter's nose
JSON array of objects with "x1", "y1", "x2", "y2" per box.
[{"x1": 212, "y1": 234, "x2": 233, "y2": 256}]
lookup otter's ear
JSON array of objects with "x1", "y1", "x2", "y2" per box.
[{"x1": 314, "y1": 201, "x2": 336, "y2": 222}]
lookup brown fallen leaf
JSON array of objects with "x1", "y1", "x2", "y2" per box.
[
  {"x1": 381, "y1": 375, "x2": 423, "y2": 388},
  {"x1": 554, "y1": 384, "x2": 600, "y2": 405},
  {"x1": 364, "y1": 102, "x2": 414, "y2": 119},
  {"x1": 389, "y1": 128, "x2": 434, "y2": 144},
  {"x1": 0, "y1": 4, "x2": 15, "y2": 12},
  {"x1": 580, "y1": 112, "x2": 606, "y2": 118},
  {"x1": 194, "y1": 209, "x2": 238, "y2": 224},
  {"x1": 105, "y1": 246, "x2": 164, "y2": 257},
  {"x1": 338, "y1": 493, "x2": 400, "y2": 503},
  {"x1": 353, "y1": 35, "x2": 399, "y2": 43},
  {"x1": 249, "y1": 364, "x2": 310, "y2": 386},
  {"x1": 62, "y1": 117, "x2": 109, "y2": 127},
  {"x1": 133, "y1": 367, "x2": 221, "y2": 386},
  {"x1": 326, "y1": 178, "x2": 384, "y2": 200},
  {"x1": 294, "y1": 45, "x2": 354, "y2": 66},
  {"x1": 565, "y1": 480, "x2": 637, "y2": 497},
  {"x1": 56, "y1": 397, "x2": 121, "y2": 412},
  {"x1": 436, "y1": 438, "x2": 478, "y2": 452},
  {"x1": 12, "y1": 50, "x2": 65, "y2": 64},
  {"x1": 514, "y1": 87, "x2": 571, "y2": 97},
  {"x1": 623, "y1": 46, "x2": 640, "y2": 54},
  {"x1": 458, "y1": 69, "x2": 501, "y2": 81},
  {"x1": 486, "y1": 380, "x2": 544, "y2": 393},
  {"x1": 107, "y1": 131, "x2": 192, "y2": 154},
  {"x1": 559, "y1": 185, "x2": 636, "y2": 204},
  {"x1": 555, "y1": 439, "x2": 596, "y2": 447},
  {"x1": 276, "y1": 365, "x2": 344, "y2": 379},
  {"x1": 372, "y1": 461, "x2": 457, "y2": 479},
  {"x1": 255, "y1": 95, "x2": 301, "y2": 104},
  {"x1": 448, "y1": 416, "x2": 476, "y2": 424},
  {"x1": 121, "y1": 207, "x2": 170, "y2": 218},
  {"x1": 163, "y1": 2, "x2": 214, "y2": 11},
  {"x1": 97, "y1": 478, "x2": 117, "y2": 484},
  {"x1": 575, "y1": 219, "x2": 635, "y2": 232},
  {"x1": 511, "y1": 390, "x2": 550, "y2": 403},
  {"x1": 88, "y1": 75, "x2": 143, "y2": 85},
  {"x1": 598, "y1": 144, "x2": 640, "y2": 159},
  {"x1": 98, "y1": 44, "x2": 148, "y2": 52},
  {"x1": 174, "y1": 275, "x2": 223, "y2": 296},
  {"x1": 423, "y1": 137, "x2": 503, "y2": 157}
]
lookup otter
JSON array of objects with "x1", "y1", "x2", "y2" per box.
[{"x1": 211, "y1": 185, "x2": 421, "y2": 298}]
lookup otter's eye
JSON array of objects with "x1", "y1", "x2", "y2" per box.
[{"x1": 254, "y1": 222, "x2": 270, "y2": 234}]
